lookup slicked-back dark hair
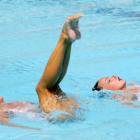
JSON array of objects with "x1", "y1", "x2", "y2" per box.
[{"x1": 92, "y1": 81, "x2": 102, "y2": 91}]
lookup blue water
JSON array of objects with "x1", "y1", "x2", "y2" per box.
[{"x1": 0, "y1": 0, "x2": 140, "y2": 140}]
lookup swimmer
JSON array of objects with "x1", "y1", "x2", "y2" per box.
[
  {"x1": 0, "y1": 13, "x2": 83, "y2": 129},
  {"x1": 92, "y1": 75, "x2": 140, "y2": 107},
  {"x1": 36, "y1": 13, "x2": 83, "y2": 114},
  {"x1": 0, "y1": 95, "x2": 40, "y2": 130}
]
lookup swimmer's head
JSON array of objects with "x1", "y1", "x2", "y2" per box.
[
  {"x1": 92, "y1": 81, "x2": 102, "y2": 91},
  {"x1": 92, "y1": 75, "x2": 126, "y2": 91}
]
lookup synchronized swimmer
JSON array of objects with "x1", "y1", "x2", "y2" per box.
[
  {"x1": 0, "y1": 13, "x2": 83, "y2": 130},
  {"x1": 0, "y1": 13, "x2": 140, "y2": 130},
  {"x1": 92, "y1": 76, "x2": 140, "y2": 107}
]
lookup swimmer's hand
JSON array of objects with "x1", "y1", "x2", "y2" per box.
[
  {"x1": 0, "y1": 95, "x2": 4, "y2": 104},
  {"x1": 63, "y1": 13, "x2": 84, "y2": 42},
  {"x1": 0, "y1": 112, "x2": 40, "y2": 131}
]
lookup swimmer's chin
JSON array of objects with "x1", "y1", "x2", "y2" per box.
[{"x1": 121, "y1": 80, "x2": 127, "y2": 90}]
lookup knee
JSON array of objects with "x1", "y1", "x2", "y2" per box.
[
  {"x1": 36, "y1": 82, "x2": 49, "y2": 94},
  {"x1": 35, "y1": 84, "x2": 43, "y2": 93}
]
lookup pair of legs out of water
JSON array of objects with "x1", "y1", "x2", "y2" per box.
[
  {"x1": 0, "y1": 14, "x2": 84, "y2": 130},
  {"x1": 35, "y1": 13, "x2": 83, "y2": 113}
]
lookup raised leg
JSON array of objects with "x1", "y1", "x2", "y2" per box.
[
  {"x1": 37, "y1": 34, "x2": 71, "y2": 89},
  {"x1": 36, "y1": 13, "x2": 83, "y2": 113},
  {"x1": 55, "y1": 43, "x2": 72, "y2": 86},
  {"x1": 55, "y1": 13, "x2": 83, "y2": 87}
]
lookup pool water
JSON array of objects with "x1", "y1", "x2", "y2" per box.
[{"x1": 0, "y1": 0, "x2": 140, "y2": 139}]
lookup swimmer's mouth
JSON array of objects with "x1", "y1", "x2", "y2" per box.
[{"x1": 118, "y1": 77, "x2": 122, "y2": 81}]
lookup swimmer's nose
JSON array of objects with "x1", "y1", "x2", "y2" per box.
[
  {"x1": 112, "y1": 75, "x2": 118, "y2": 79},
  {"x1": 110, "y1": 75, "x2": 117, "y2": 81}
]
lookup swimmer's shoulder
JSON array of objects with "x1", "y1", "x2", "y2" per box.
[{"x1": 127, "y1": 84, "x2": 140, "y2": 94}]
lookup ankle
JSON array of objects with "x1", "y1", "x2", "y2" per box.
[{"x1": 60, "y1": 32, "x2": 73, "y2": 44}]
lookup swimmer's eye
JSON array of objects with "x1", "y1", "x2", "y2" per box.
[{"x1": 106, "y1": 78, "x2": 110, "y2": 84}]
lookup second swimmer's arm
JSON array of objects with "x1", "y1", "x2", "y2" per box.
[
  {"x1": 0, "y1": 111, "x2": 40, "y2": 130},
  {"x1": 121, "y1": 101, "x2": 140, "y2": 108},
  {"x1": 111, "y1": 94, "x2": 140, "y2": 108}
]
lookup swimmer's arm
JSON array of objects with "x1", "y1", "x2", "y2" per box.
[
  {"x1": 111, "y1": 94, "x2": 140, "y2": 108},
  {"x1": 111, "y1": 94, "x2": 124, "y2": 101},
  {"x1": 121, "y1": 101, "x2": 140, "y2": 108},
  {"x1": 0, "y1": 112, "x2": 40, "y2": 130},
  {"x1": 111, "y1": 93, "x2": 138, "y2": 102}
]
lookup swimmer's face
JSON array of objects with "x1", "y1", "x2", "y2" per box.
[{"x1": 98, "y1": 75, "x2": 126, "y2": 90}]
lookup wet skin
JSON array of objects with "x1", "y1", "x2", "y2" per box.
[
  {"x1": 0, "y1": 99, "x2": 40, "y2": 130},
  {"x1": 98, "y1": 75, "x2": 126, "y2": 90},
  {"x1": 36, "y1": 13, "x2": 83, "y2": 113}
]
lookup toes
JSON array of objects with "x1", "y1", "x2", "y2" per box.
[
  {"x1": 64, "y1": 13, "x2": 83, "y2": 42},
  {"x1": 66, "y1": 13, "x2": 83, "y2": 23}
]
